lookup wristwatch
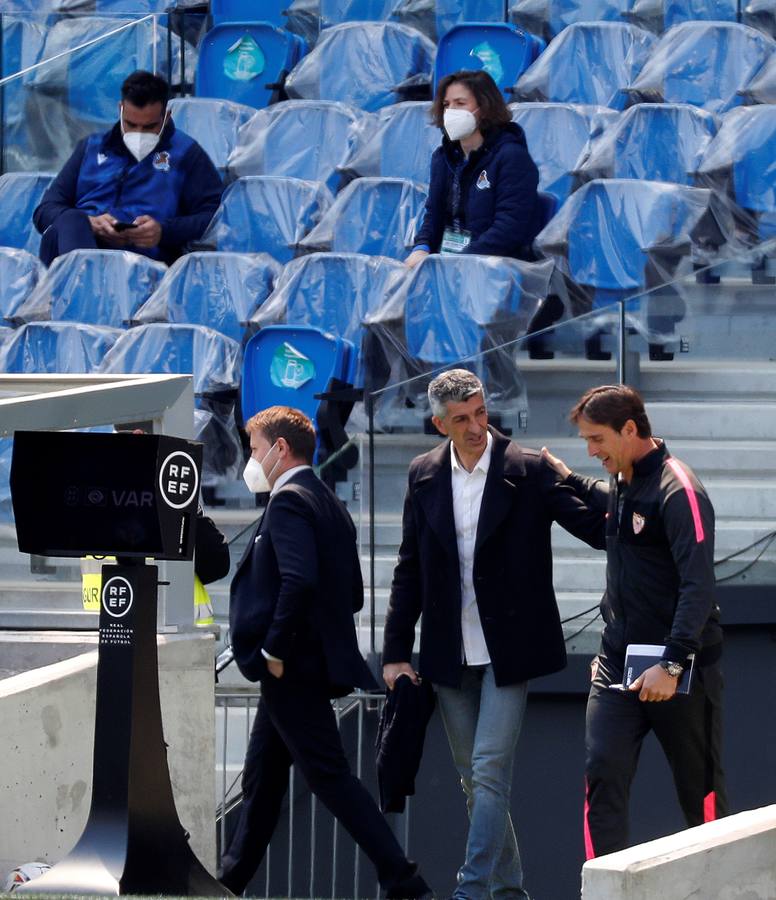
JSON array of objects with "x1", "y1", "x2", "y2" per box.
[{"x1": 659, "y1": 660, "x2": 684, "y2": 678}]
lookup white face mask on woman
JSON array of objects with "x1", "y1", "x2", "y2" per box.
[
  {"x1": 443, "y1": 107, "x2": 478, "y2": 142},
  {"x1": 120, "y1": 104, "x2": 167, "y2": 162},
  {"x1": 242, "y1": 443, "x2": 280, "y2": 494}
]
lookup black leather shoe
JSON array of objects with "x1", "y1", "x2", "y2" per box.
[{"x1": 385, "y1": 862, "x2": 433, "y2": 899}]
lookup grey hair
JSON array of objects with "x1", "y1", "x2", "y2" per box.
[{"x1": 428, "y1": 369, "x2": 485, "y2": 418}]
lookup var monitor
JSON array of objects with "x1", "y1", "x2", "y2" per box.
[{"x1": 11, "y1": 431, "x2": 203, "y2": 559}]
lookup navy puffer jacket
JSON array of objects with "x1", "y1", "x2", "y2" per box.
[{"x1": 413, "y1": 122, "x2": 540, "y2": 258}]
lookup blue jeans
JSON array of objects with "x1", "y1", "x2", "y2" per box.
[{"x1": 436, "y1": 665, "x2": 530, "y2": 900}]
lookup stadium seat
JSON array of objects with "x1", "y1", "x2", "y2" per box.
[
  {"x1": 434, "y1": 23, "x2": 544, "y2": 102},
  {"x1": 1, "y1": 17, "x2": 47, "y2": 173},
  {"x1": 338, "y1": 101, "x2": 440, "y2": 184},
  {"x1": 740, "y1": 51, "x2": 776, "y2": 104},
  {"x1": 0, "y1": 249, "x2": 45, "y2": 323},
  {"x1": 195, "y1": 22, "x2": 306, "y2": 109},
  {"x1": 211, "y1": 0, "x2": 288, "y2": 27},
  {"x1": 512, "y1": 22, "x2": 657, "y2": 108},
  {"x1": 624, "y1": 22, "x2": 776, "y2": 114},
  {"x1": 320, "y1": 0, "x2": 399, "y2": 27},
  {"x1": 167, "y1": 97, "x2": 257, "y2": 179},
  {"x1": 509, "y1": 0, "x2": 629, "y2": 42},
  {"x1": 284, "y1": 22, "x2": 436, "y2": 112},
  {"x1": 225, "y1": 100, "x2": 367, "y2": 193},
  {"x1": 577, "y1": 103, "x2": 718, "y2": 185},
  {"x1": 241, "y1": 323, "x2": 356, "y2": 464},
  {"x1": 695, "y1": 105, "x2": 776, "y2": 243},
  {"x1": 663, "y1": 0, "x2": 737, "y2": 29},
  {"x1": 134, "y1": 251, "x2": 281, "y2": 342},
  {"x1": 197, "y1": 175, "x2": 334, "y2": 261},
  {"x1": 250, "y1": 252, "x2": 405, "y2": 383},
  {"x1": 744, "y1": 0, "x2": 776, "y2": 40},
  {"x1": 99, "y1": 323, "x2": 243, "y2": 483},
  {"x1": 536, "y1": 178, "x2": 732, "y2": 302},
  {"x1": 0, "y1": 322, "x2": 121, "y2": 374},
  {"x1": 12, "y1": 250, "x2": 167, "y2": 328},
  {"x1": 299, "y1": 177, "x2": 426, "y2": 257},
  {"x1": 510, "y1": 102, "x2": 619, "y2": 202},
  {"x1": 434, "y1": 0, "x2": 513, "y2": 40},
  {"x1": 0, "y1": 173, "x2": 54, "y2": 256}
]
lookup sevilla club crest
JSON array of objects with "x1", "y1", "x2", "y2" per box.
[{"x1": 632, "y1": 512, "x2": 646, "y2": 534}]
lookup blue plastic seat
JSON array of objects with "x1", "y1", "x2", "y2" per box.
[
  {"x1": 435, "y1": 23, "x2": 544, "y2": 102},
  {"x1": 320, "y1": 0, "x2": 399, "y2": 27},
  {"x1": 211, "y1": 0, "x2": 288, "y2": 27},
  {"x1": 226, "y1": 100, "x2": 366, "y2": 193},
  {"x1": 509, "y1": 0, "x2": 630, "y2": 41},
  {"x1": 13, "y1": 250, "x2": 167, "y2": 328},
  {"x1": 242, "y1": 323, "x2": 355, "y2": 462},
  {"x1": 663, "y1": 0, "x2": 737, "y2": 29},
  {"x1": 0, "y1": 248, "x2": 45, "y2": 323},
  {"x1": 299, "y1": 177, "x2": 427, "y2": 257},
  {"x1": 339, "y1": 102, "x2": 440, "y2": 184},
  {"x1": 513, "y1": 22, "x2": 656, "y2": 108},
  {"x1": 510, "y1": 102, "x2": 619, "y2": 202},
  {"x1": 744, "y1": 0, "x2": 776, "y2": 41},
  {"x1": 626, "y1": 22, "x2": 775, "y2": 114},
  {"x1": 536, "y1": 179, "x2": 728, "y2": 302},
  {"x1": 740, "y1": 51, "x2": 776, "y2": 104},
  {"x1": 99, "y1": 323, "x2": 242, "y2": 397},
  {"x1": 251, "y1": 252, "x2": 405, "y2": 384},
  {"x1": 1, "y1": 17, "x2": 47, "y2": 170},
  {"x1": 195, "y1": 22, "x2": 306, "y2": 110},
  {"x1": 0, "y1": 173, "x2": 54, "y2": 256},
  {"x1": 578, "y1": 103, "x2": 718, "y2": 185},
  {"x1": 167, "y1": 97, "x2": 256, "y2": 179},
  {"x1": 0, "y1": 322, "x2": 121, "y2": 374},
  {"x1": 198, "y1": 176, "x2": 334, "y2": 261},
  {"x1": 696, "y1": 106, "x2": 776, "y2": 242},
  {"x1": 435, "y1": 0, "x2": 512, "y2": 40},
  {"x1": 284, "y1": 22, "x2": 436, "y2": 112},
  {"x1": 134, "y1": 251, "x2": 281, "y2": 342},
  {"x1": 402, "y1": 255, "x2": 550, "y2": 365}
]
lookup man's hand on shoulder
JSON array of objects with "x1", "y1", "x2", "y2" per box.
[
  {"x1": 130, "y1": 215, "x2": 162, "y2": 248},
  {"x1": 541, "y1": 446, "x2": 572, "y2": 480},
  {"x1": 383, "y1": 662, "x2": 419, "y2": 691},
  {"x1": 88, "y1": 213, "x2": 129, "y2": 246},
  {"x1": 629, "y1": 664, "x2": 678, "y2": 702}
]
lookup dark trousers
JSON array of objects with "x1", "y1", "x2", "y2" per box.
[
  {"x1": 584, "y1": 660, "x2": 727, "y2": 858},
  {"x1": 220, "y1": 675, "x2": 411, "y2": 895},
  {"x1": 39, "y1": 209, "x2": 99, "y2": 266}
]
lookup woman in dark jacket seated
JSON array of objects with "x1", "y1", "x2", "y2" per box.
[{"x1": 405, "y1": 69, "x2": 540, "y2": 268}]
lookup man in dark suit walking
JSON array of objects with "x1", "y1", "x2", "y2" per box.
[
  {"x1": 383, "y1": 370, "x2": 606, "y2": 900},
  {"x1": 221, "y1": 406, "x2": 430, "y2": 898}
]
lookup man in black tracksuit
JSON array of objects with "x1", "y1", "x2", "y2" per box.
[{"x1": 546, "y1": 384, "x2": 727, "y2": 858}]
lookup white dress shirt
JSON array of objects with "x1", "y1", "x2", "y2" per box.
[
  {"x1": 451, "y1": 432, "x2": 493, "y2": 666},
  {"x1": 262, "y1": 464, "x2": 313, "y2": 663}
]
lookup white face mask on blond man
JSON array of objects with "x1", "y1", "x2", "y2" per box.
[
  {"x1": 120, "y1": 104, "x2": 167, "y2": 162},
  {"x1": 443, "y1": 108, "x2": 479, "y2": 142},
  {"x1": 243, "y1": 443, "x2": 280, "y2": 494}
]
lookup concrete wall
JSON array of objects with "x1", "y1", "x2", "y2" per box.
[
  {"x1": 582, "y1": 805, "x2": 776, "y2": 900},
  {"x1": 0, "y1": 632, "x2": 216, "y2": 882}
]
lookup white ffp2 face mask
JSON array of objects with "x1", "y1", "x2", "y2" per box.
[
  {"x1": 243, "y1": 443, "x2": 279, "y2": 494},
  {"x1": 120, "y1": 105, "x2": 166, "y2": 162},
  {"x1": 443, "y1": 108, "x2": 478, "y2": 142}
]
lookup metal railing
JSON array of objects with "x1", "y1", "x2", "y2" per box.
[{"x1": 215, "y1": 685, "x2": 411, "y2": 900}]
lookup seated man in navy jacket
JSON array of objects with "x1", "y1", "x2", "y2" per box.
[{"x1": 33, "y1": 70, "x2": 222, "y2": 267}]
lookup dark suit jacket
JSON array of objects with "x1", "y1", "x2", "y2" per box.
[
  {"x1": 382, "y1": 429, "x2": 607, "y2": 688},
  {"x1": 230, "y1": 468, "x2": 377, "y2": 693}
]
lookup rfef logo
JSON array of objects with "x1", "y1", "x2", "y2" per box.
[
  {"x1": 158, "y1": 451, "x2": 199, "y2": 510},
  {"x1": 102, "y1": 576, "x2": 134, "y2": 618}
]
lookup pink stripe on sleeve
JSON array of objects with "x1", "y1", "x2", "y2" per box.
[
  {"x1": 666, "y1": 458, "x2": 705, "y2": 543},
  {"x1": 704, "y1": 791, "x2": 717, "y2": 822},
  {"x1": 584, "y1": 779, "x2": 596, "y2": 860}
]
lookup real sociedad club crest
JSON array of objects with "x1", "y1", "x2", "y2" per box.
[
  {"x1": 632, "y1": 512, "x2": 646, "y2": 534},
  {"x1": 152, "y1": 151, "x2": 170, "y2": 172}
]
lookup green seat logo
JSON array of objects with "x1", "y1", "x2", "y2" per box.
[
  {"x1": 271, "y1": 342, "x2": 316, "y2": 390},
  {"x1": 224, "y1": 34, "x2": 265, "y2": 82}
]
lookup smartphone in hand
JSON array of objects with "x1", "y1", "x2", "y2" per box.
[{"x1": 113, "y1": 221, "x2": 138, "y2": 232}]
